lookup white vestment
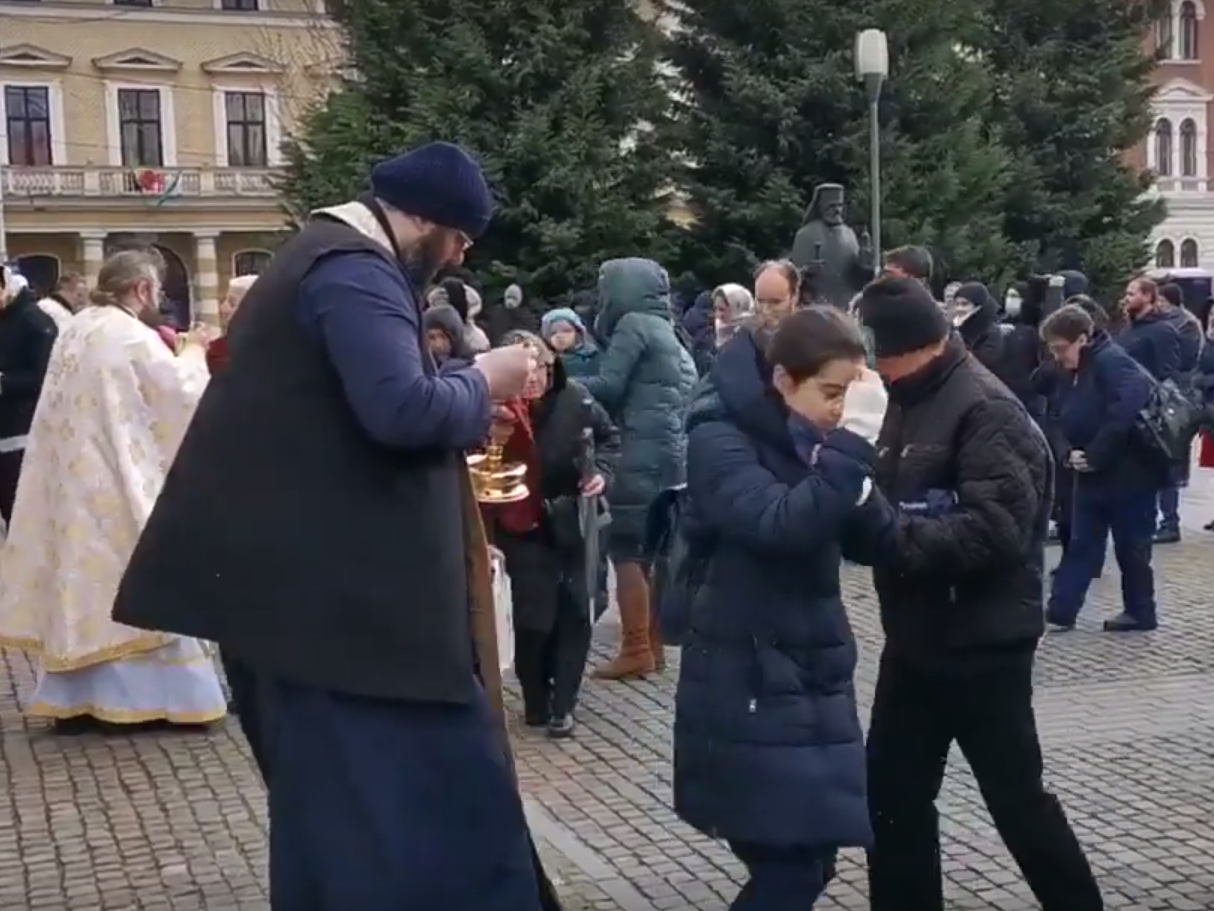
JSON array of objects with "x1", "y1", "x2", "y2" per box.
[{"x1": 0, "y1": 305, "x2": 226, "y2": 724}]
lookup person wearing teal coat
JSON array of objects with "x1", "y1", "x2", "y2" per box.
[
  {"x1": 540, "y1": 307, "x2": 601, "y2": 379},
  {"x1": 579, "y1": 257, "x2": 697, "y2": 681}
]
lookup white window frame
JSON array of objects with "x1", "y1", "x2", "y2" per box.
[
  {"x1": 1161, "y1": 0, "x2": 1207, "y2": 61},
  {"x1": 104, "y1": 80, "x2": 178, "y2": 168},
  {"x1": 1150, "y1": 117, "x2": 1175, "y2": 175},
  {"x1": 212, "y1": 85, "x2": 282, "y2": 167},
  {"x1": 1156, "y1": 238, "x2": 1177, "y2": 267},
  {"x1": 0, "y1": 79, "x2": 67, "y2": 166},
  {"x1": 1180, "y1": 236, "x2": 1201, "y2": 266},
  {"x1": 1151, "y1": 80, "x2": 1212, "y2": 191},
  {"x1": 213, "y1": 0, "x2": 262, "y2": 10}
]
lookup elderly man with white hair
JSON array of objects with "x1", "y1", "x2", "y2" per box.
[{"x1": 207, "y1": 273, "x2": 258, "y2": 374}]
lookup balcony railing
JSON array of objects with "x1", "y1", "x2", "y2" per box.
[
  {"x1": 0, "y1": 166, "x2": 279, "y2": 200},
  {"x1": 1156, "y1": 176, "x2": 1209, "y2": 193}
]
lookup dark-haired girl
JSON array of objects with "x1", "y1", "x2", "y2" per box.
[{"x1": 673, "y1": 307, "x2": 896, "y2": 909}]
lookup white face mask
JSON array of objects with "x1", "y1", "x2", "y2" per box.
[{"x1": 1004, "y1": 291, "x2": 1022, "y2": 318}]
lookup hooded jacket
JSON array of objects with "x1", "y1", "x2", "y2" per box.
[
  {"x1": 675, "y1": 328, "x2": 893, "y2": 848},
  {"x1": 423, "y1": 303, "x2": 475, "y2": 369},
  {"x1": 540, "y1": 307, "x2": 601, "y2": 379},
  {"x1": 579, "y1": 258, "x2": 698, "y2": 541}
]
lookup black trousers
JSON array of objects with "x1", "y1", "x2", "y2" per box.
[
  {"x1": 500, "y1": 530, "x2": 593, "y2": 720},
  {"x1": 513, "y1": 595, "x2": 592, "y2": 719},
  {"x1": 0, "y1": 450, "x2": 24, "y2": 523},
  {"x1": 727, "y1": 841, "x2": 836, "y2": 910},
  {"x1": 866, "y1": 649, "x2": 1102, "y2": 911}
]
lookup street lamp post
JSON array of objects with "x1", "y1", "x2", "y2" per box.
[{"x1": 855, "y1": 29, "x2": 888, "y2": 275}]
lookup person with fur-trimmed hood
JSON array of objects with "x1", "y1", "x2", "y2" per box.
[
  {"x1": 423, "y1": 303, "x2": 475, "y2": 370},
  {"x1": 427, "y1": 277, "x2": 491, "y2": 353}
]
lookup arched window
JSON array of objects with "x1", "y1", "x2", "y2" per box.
[
  {"x1": 1181, "y1": 1, "x2": 1200, "y2": 59},
  {"x1": 1156, "y1": 119, "x2": 1174, "y2": 176},
  {"x1": 1181, "y1": 238, "x2": 1200, "y2": 267},
  {"x1": 16, "y1": 254, "x2": 60, "y2": 298},
  {"x1": 1181, "y1": 119, "x2": 1199, "y2": 176},
  {"x1": 1158, "y1": 11, "x2": 1175, "y2": 56},
  {"x1": 1156, "y1": 239, "x2": 1177, "y2": 268},
  {"x1": 233, "y1": 249, "x2": 271, "y2": 276}
]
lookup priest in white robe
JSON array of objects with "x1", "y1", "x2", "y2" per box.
[{"x1": 0, "y1": 248, "x2": 227, "y2": 734}]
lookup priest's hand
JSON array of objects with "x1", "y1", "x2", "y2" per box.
[
  {"x1": 475, "y1": 344, "x2": 536, "y2": 400},
  {"x1": 182, "y1": 323, "x2": 218, "y2": 349}
]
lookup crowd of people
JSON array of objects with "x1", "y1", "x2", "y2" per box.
[{"x1": 0, "y1": 138, "x2": 1202, "y2": 910}]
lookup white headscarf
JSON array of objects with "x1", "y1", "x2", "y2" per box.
[{"x1": 713, "y1": 283, "x2": 755, "y2": 346}]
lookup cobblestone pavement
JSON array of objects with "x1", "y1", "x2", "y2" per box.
[{"x1": 4, "y1": 476, "x2": 1214, "y2": 909}]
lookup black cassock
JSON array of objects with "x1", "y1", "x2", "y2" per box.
[{"x1": 232, "y1": 672, "x2": 563, "y2": 911}]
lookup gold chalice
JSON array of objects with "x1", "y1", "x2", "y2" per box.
[{"x1": 468, "y1": 422, "x2": 529, "y2": 504}]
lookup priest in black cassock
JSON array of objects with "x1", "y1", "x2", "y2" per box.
[{"x1": 113, "y1": 142, "x2": 562, "y2": 911}]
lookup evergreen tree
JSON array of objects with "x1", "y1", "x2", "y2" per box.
[
  {"x1": 979, "y1": 1, "x2": 1164, "y2": 295},
  {"x1": 278, "y1": 0, "x2": 676, "y2": 301},
  {"x1": 664, "y1": 0, "x2": 1022, "y2": 289}
]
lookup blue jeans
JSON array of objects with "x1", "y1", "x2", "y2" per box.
[
  {"x1": 1157, "y1": 486, "x2": 1180, "y2": 532},
  {"x1": 727, "y1": 841, "x2": 836, "y2": 910},
  {"x1": 1048, "y1": 486, "x2": 1157, "y2": 628}
]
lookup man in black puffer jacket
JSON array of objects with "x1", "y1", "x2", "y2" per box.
[{"x1": 854, "y1": 276, "x2": 1102, "y2": 911}]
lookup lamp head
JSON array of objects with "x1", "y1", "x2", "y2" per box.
[{"x1": 855, "y1": 29, "x2": 889, "y2": 80}]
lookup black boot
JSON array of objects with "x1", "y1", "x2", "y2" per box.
[{"x1": 1103, "y1": 612, "x2": 1157, "y2": 632}]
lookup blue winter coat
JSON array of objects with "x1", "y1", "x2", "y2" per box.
[
  {"x1": 1161, "y1": 304, "x2": 1203, "y2": 397},
  {"x1": 1118, "y1": 309, "x2": 1183, "y2": 382},
  {"x1": 581, "y1": 258, "x2": 698, "y2": 541},
  {"x1": 673, "y1": 330, "x2": 896, "y2": 849},
  {"x1": 1060, "y1": 330, "x2": 1160, "y2": 492}
]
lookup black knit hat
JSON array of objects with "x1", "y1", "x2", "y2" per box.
[
  {"x1": 856, "y1": 276, "x2": 950, "y2": 357},
  {"x1": 370, "y1": 142, "x2": 494, "y2": 239},
  {"x1": 954, "y1": 281, "x2": 992, "y2": 311}
]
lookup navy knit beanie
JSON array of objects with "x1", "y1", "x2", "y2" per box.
[
  {"x1": 856, "y1": 276, "x2": 950, "y2": 358},
  {"x1": 370, "y1": 142, "x2": 494, "y2": 239}
]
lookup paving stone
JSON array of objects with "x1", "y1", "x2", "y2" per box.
[{"x1": 3, "y1": 473, "x2": 1214, "y2": 908}]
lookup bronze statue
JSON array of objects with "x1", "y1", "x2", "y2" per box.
[{"x1": 789, "y1": 183, "x2": 875, "y2": 309}]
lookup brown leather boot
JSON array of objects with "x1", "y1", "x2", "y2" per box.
[
  {"x1": 592, "y1": 568, "x2": 655, "y2": 680},
  {"x1": 649, "y1": 606, "x2": 666, "y2": 672}
]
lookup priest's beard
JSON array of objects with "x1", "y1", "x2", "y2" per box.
[
  {"x1": 138, "y1": 306, "x2": 165, "y2": 329},
  {"x1": 403, "y1": 230, "x2": 453, "y2": 290}
]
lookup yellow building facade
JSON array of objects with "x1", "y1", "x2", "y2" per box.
[{"x1": 0, "y1": 0, "x2": 338, "y2": 323}]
